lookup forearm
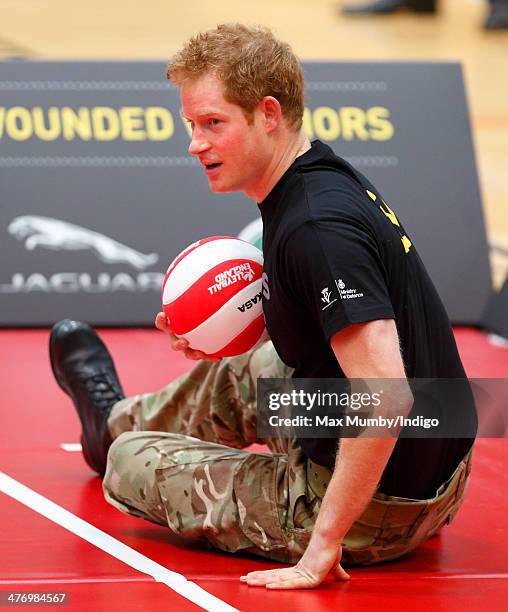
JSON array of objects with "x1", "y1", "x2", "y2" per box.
[
  {"x1": 312, "y1": 321, "x2": 413, "y2": 549},
  {"x1": 310, "y1": 437, "x2": 397, "y2": 546}
]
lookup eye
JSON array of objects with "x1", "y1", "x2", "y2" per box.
[{"x1": 208, "y1": 118, "x2": 221, "y2": 127}]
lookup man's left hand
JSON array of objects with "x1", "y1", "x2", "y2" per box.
[{"x1": 239, "y1": 545, "x2": 350, "y2": 590}]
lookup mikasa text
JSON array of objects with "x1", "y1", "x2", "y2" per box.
[{"x1": 237, "y1": 291, "x2": 262, "y2": 312}]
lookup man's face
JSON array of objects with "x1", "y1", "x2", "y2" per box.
[{"x1": 180, "y1": 73, "x2": 272, "y2": 197}]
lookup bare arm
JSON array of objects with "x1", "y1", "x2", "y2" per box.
[
  {"x1": 241, "y1": 318, "x2": 413, "y2": 589},
  {"x1": 303, "y1": 320, "x2": 413, "y2": 564}
]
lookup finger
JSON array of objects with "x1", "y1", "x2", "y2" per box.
[
  {"x1": 240, "y1": 573, "x2": 277, "y2": 584},
  {"x1": 241, "y1": 568, "x2": 285, "y2": 579},
  {"x1": 155, "y1": 313, "x2": 177, "y2": 338},
  {"x1": 266, "y1": 582, "x2": 310, "y2": 590},
  {"x1": 172, "y1": 337, "x2": 188, "y2": 351},
  {"x1": 184, "y1": 348, "x2": 203, "y2": 360},
  {"x1": 332, "y1": 563, "x2": 351, "y2": 581},
  {"x1": 240, "y1": 569, "x2": 285, "y2": 585},
  {"x1": 266, "y1": 575, "x2": 315, "y2": 590},
  {"x1": 154, "y1": 312, "x2": 168, "y2": 330},
  {"x1": 181, "y1": 347, "x2": 221, "y2": 362}
]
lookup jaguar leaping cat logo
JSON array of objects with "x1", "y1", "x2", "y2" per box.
[{"x1": 8, "y1": 215, "x2": 159, "y2": 270}]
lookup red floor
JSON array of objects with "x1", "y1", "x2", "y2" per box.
[{"x1": 0, "y1": 327, "x2": 507, "y2": 610}]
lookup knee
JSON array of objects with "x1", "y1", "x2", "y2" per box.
[
  {"x1": 103, "y1": 432, "x2": 134, "y2": 497},
  {"x1": 103, "y1": 431, "x2": 162, "y2": 498},
  {"x1": 102, "y1": 432, "x2": 169, "y2": 526},
  {"x1": 108, "y1": 430, "x2": 137, "y2": 465}
]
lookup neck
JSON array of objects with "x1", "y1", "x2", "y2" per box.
[{"x1": 247, "y1": 130, "x2": 311, "y2": 202}]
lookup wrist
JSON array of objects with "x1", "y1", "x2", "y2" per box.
[
  {"x1": 312, "y1": 521, "x2": 348, "y2": 545},
  {"x1": 300, "y1": 535, "x2": 342, "y2": 578},
  {"x1": 305, "y1": 529, "x2": 342, "y2": 559}
]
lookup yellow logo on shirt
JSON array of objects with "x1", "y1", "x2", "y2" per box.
[{"x1": 366, "y1": 190, "x2": 412, "y2": 254}]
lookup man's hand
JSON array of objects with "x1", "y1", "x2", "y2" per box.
[
  {"x1": 154, "y1": 312, "x2": 221, "y2": 362},
  {"x1": 240, "y1": 542, "x2": 350, "y2": 590}
]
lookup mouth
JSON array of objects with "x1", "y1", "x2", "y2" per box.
[{"x1": 203, "y1": 162, "x2": 223, "y2": 175}]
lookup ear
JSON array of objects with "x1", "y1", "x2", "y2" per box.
[{"x1": 258, "y1": 96, "x2": 282, "y2": 133}]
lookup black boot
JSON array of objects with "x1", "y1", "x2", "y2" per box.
[
  {"x1": 484, "y1": 0, "x2": 508, "y2": 29},
  {"x1": 49, "y1": 319, "x2": 125, "y2": 476},
  {"x1": 342, "y1": 0, "x2": 436, "y2": 14}
]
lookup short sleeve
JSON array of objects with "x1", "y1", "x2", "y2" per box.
[{"x1": 284, "y1": 219, "x2": 395, "y2": 341}]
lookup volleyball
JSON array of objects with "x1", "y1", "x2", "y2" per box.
[{"x1": 162, "y1": 236, "x2": 266, "y2": 358}]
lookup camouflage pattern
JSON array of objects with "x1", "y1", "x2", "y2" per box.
[
  {"x1": 307, "y1": 451, "x2": 472, "y2": 565},
  {"x1": 108, "y1": 340, "x2": 291, "y2": 451},
  {"x1": 103, "y1": 340, "x2": 472, "y2": 566},
  {"x1": 104, "y1": 432, "x2": 320, "y2": 562}
]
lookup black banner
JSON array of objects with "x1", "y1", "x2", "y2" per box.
[{"x1": 0, "y1": 61, "x2": 490, "y2": 326}]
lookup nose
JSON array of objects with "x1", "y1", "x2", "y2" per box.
[{"x1": 188, "y1": 128, "x2": 210, "y2": 156}]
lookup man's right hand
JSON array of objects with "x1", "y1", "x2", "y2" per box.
[{"x1": 154, "y1": 312, "x2": 222, "y2": 362}]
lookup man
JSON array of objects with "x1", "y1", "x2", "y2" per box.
[{"x1": 50, "y1": 23, "x2": 474, "y2": 590}]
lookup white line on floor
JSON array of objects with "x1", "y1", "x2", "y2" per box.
[
  {"x1": 0, "y1": 471, "x2": 239, "y2": 612},
  {"x1": 60, "y1": 442, "x2": 82, "y2": 451},
  {"x1": 488, "y1": 333, "x2": 508, "y2": 348}
]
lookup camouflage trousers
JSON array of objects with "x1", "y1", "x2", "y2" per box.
[{"x1": 103, "y1": 341, "x2": 472, "y2": 565}]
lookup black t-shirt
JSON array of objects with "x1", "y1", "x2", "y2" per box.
[{"x1": 259, "y1": 140, "x2": 474, "y2": 499}]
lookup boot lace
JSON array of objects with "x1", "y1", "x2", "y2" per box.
[{"x1": 80, "y1": 371, "x2": 124, "y2": 414}]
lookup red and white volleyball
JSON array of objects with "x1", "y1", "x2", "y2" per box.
[{"x1": 162, "y1": 236, "x2": 266, "y2": 358}]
